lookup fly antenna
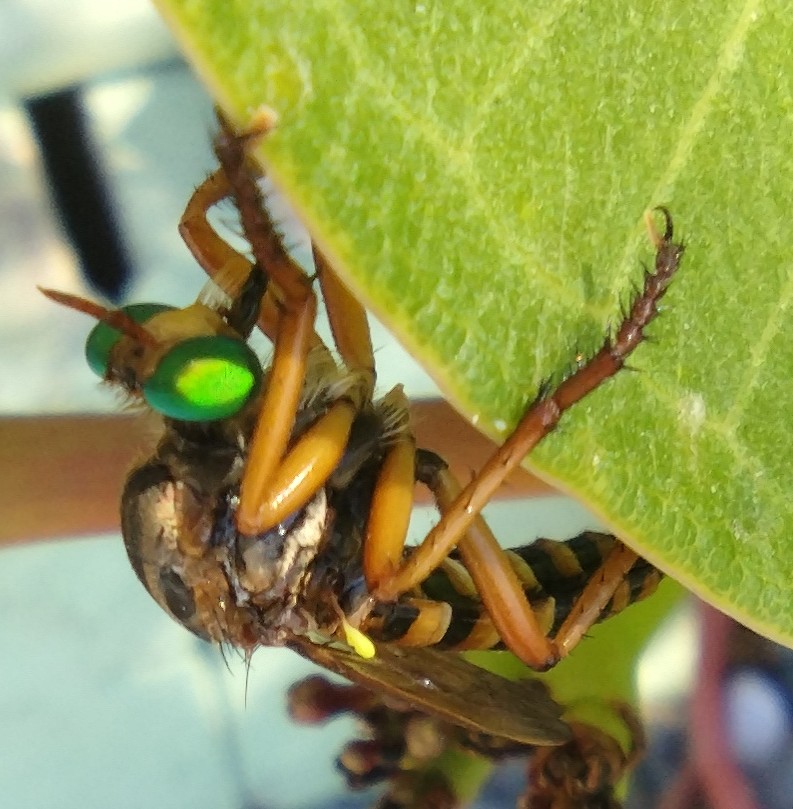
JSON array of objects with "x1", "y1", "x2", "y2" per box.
[{"x1": 39, "y1": 287, "x2": 159, "y2": 347}]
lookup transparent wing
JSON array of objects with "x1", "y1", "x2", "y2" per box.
[{"x1": 292, "y1": 638, "x2": 571, "y2": 746}]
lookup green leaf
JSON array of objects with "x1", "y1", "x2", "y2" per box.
[{"x1": 153, "y1": 1, "x2": 793, "y2": 650}]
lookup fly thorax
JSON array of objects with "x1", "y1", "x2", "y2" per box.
[{"x1": 159, "y1": 418, "x2": 250, "y2": 495}]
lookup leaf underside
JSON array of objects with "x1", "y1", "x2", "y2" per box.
[{"x1": 154, "y1": 0, "x2": 793, "y2": 652}]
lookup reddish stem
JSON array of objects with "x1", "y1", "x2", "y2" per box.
[{"x1": 691, "y1": 603, "x2": 759, "y2": 809}]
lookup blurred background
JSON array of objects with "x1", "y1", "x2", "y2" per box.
[{"x1": 1, "y1": 2, "x2": 790, "y2": 807}]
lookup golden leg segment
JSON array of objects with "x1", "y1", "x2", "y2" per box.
[
  {"x1": 390, "y1": 599, "x2": 452, "y2": 646},
  {"x1": 179, "y1": 169, "x2": 240, "y2": 277},
  {"x1": 374, "y1": 398, "x2": 560, "y2": 600},
  {"x1": 363, "y1": 432, "x2": 416, "y2": 590},
  {"x1": 237, "y1": 296, "x2": 317, "y2": 534},
  {"x1": 243, "y1": 399, "x2": 358, "y2": 532},
  {"x1": 314, "y1": 246, "x2": 376, "y2": 392},
  {"x1": 179, "y1": 169, "x2": 281, "y2": 343}
]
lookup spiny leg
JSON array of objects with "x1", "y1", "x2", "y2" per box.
[
  {"x1": 213, "y1": 110, "x2": 312, "y2": 305},
  {"x1": 374, "y1": 209, "x2": 684, "y2": 660},
  {"x1": 200, "y1": 114, "x2": 377, "y2": 387},
  {"x1": 552, "y1": 541, "x2": 640, "y2": 659},
  {"x1": 180, "y1": 108, "x2": 338, "y2": 347},
  {"x1": 179, "y1": 167, "x2": 281, "y2": 342},
  {"x1": 212, "y1": 113, "x2": 375, "y2": 535}
]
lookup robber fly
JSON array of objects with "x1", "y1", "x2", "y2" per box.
[{"x1": 41, "y1": 110, "x2": 683, "y2": 748}]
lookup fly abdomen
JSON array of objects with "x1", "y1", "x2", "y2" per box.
[
  {"x1": 366, "y1": 532, "x2": 662, "y2": 652},
  {"x1": 505, "y1": 533, "x2": 662, "y2": 631}
]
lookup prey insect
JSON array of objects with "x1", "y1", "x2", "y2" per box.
[
  {"x1": 522, "y1": 702, "x2": 645, "y2": 809},
  {"x1": 42, "y1": 111, "x2": 683, "y2": 747},
  {"x1": 289, "y1": 676, "x2": 645, "y2": 809}
]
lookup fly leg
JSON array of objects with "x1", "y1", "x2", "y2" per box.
[
  {"x1": 372, "y1": 209, "x2": 685, "y2": 668},
  {"x1": 179, "y1": 110, "x2": 335, "y2": 347},
  {"x1": 415, "y1": 450, "x2": 559, "y2": 668},
  {"x1": 311, "y1": 244, "x2": 423, "y2": 605},
  {"x1": 179, "y1": 164, "x2": 286, "y2": 342},
  {"x1": 551, "y1": 541, "x2": 641, "y2": 659},
  {"x1": 359, "y1": 432, "x2": 562, "y2": 668},
  {"x1": 210, "y1": 112, "x2": 375, "y2": 535},
  {"x1": 313, "y1": 246, "x2": 376, "y2": 392}
]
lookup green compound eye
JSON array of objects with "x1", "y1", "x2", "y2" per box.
[
  {"x1": 143, "y1": 336, "x2": 262, "y2": 422},
  {"x1": 85, "y1": 303, "x2": 175, "y2": 377}
]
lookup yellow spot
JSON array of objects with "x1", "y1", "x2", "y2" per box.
[{"x1": 342, "y1": 618, "x2": 376, "y2": 659}]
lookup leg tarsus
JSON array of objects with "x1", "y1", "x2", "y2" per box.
[{"x1": 644, "y1": 206, "x2": 674, "y2": 247}]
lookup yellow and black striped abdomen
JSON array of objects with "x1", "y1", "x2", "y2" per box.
[{"x1": 365, "y1": 532, "x2": 661, "y2": 652}]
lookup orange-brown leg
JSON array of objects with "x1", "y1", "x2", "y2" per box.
[
  {"x1": 362, "y1": 438, "x2": 568, "y2": 668},
  {"x1": 209, "y1": 114, "x2": 376, "y2": 535},
  {"x1": 179, "y1": 137, "x2": 334, "y2": 352},
  {"x1": 363, "y1": 445, "x2": 638, "y2": 668},
  {"x1": 313, "y1": 245, "x2": 376, "y2": 394},
  {"x1": 375, "y1": 209, "x2": 684, "y2": 604},
  {"x1": 178, "y1": 150, "x2": 323, "y2": 533},
  {"x1": 179, "y1": 168, "x2": 242, "y2": 279},
  {"x1": 307, "y1": 252, "x2": 408, "y2": 598},
  {"x1": 363, "y1": 387, "x2": 416, "y2": 589},
  {"x1": 367, "y1": 445, "x2": 646, "y2": 667},
  {"x1": 552, "y1": 542, "x2": 640, "y2": 659},
  {"x1": 179, "y1": 167, "x2": 284, "y2": 342},
  {"x1": 415, "y1": 453, "x2": 558, "y2": 668}
]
